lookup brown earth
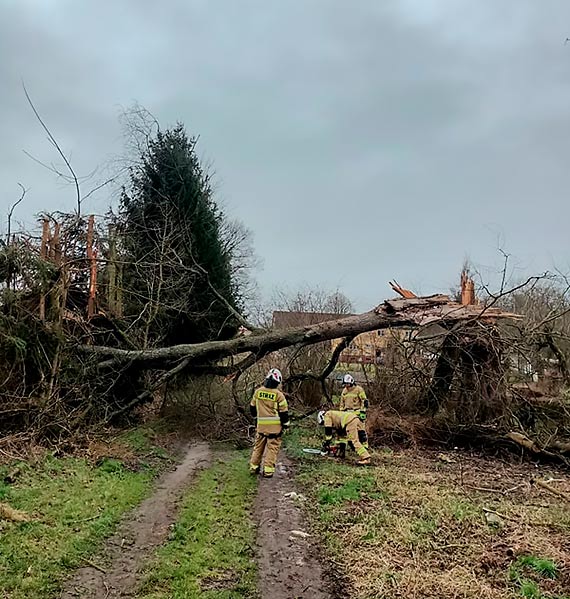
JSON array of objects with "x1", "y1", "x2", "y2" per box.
[
  {"x1": 60, "y1": 441, "x2": 211, "y2": 598},
  {"x1": 309, "y1": 446, "x2": 570, "y2": 599},
  {"x1": 254, "y1": 455, "x2": 335, "y2": 599}
]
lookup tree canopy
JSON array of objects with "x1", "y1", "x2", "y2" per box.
[{"x1": 119, "y1": 124, "x2": 240, "y2": 346}]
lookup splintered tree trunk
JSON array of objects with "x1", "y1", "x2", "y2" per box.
[
  {"x1": 86, "y1": 215, "x2": 97, "y2": 319},
  {"x1": 422, "y1": 332, "x2": 460, "y2": 414},
  {"x1": 107, "y1": 224, "x2": 118, "y2": 317},
  {"x1": 39, "y1": 218, "x2": 50, "y2": 321}
]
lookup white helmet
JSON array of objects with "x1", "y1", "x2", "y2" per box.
[
  {"x1": 266, "y1": 368, "x2": 283, "y2": 384},
  {"x1": 343, "y1": 374, "x2": 355, "y2": 385},
  {"x1": 317, "y1": 410, "x2": 326, "y2": 426}
]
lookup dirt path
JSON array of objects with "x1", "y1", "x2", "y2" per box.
[
  {"x1": 254, "y1": 455, "x2": 333, "y2": 599},
  {"x1": 61, "y1": 441, "x2": 211, "y2": 598}
]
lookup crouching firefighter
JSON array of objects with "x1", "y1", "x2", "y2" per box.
[
  {"x1": 317, "y1": 409, "x2": 371, "y2": 465},
  {"x1": 339, "y1": 374, "x2": 369, "y2": 450},
  {"x1": 249, "y1": 368, "x2": 290, "y2": 478}
]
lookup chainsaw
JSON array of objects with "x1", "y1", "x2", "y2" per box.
[{"x1": 302, "y1": 445, "x2": 339, "y2": 457}]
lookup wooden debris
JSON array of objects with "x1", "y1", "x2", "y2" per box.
[
  {"x1": 506, "y1": 432, "x2": 541, "y2": 453},
  {"x1": 460, "y1": 269, "x2": 477, "y2": 306},
  {"x1": 0, "y1": 501, "x2": 31, "y2": 522},
  {"x1": 389, "y1": 280, "x2": 417, "y2": 299},
  {"x1": 506, "y1": 432, "x2": 565, "y2": 462},
  {"x1": 81, "y1": 558, "x2": 107, "y2": 574},
  {"x1": 533, "y1": 478, "x2": 570, "y2": 502},
  {"x1": 78, "y1": 288, "x2": 523, "y2": 419}
]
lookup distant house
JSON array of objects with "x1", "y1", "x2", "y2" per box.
[{"x1": 272, "y1": 311, "x2": 342, "y2": 328}]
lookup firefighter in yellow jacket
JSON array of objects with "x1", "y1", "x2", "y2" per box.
[
  {"x1": 317, "y1": 409, "x2": 370, "y2": 465},
  {"x1": 339, "y1": 373, "x2": 369, "y2": 450},
  {"x1": 249, "y1": 368, "x2": 290, "y2": 478}
]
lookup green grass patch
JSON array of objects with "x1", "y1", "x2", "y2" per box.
[
  {"x1": 136, "y1": 451, "x2": 258, "y2": 599},
  {"x1": 318, "y1": 475, "x2": 380, "y2": 505},
  {"x1": 515, "y1": 555, "x2": 558, "y2": 579},
  {"x1": 449, "y1": 498, "x2": 480, "y2": 522},
  {"x1": 119, "y1": 423, "x2": 171, "y2": 459},
  {"x1": 282, "y1": 422, "x2": 322, "y2": 460},
  {"x1": 519, "y1": 579, "x2": 542, "y2": 599},
  {"x1": 410, "y1": 514, "x2": 438, "y2": 540},
  {"x1": 509, "y1": 554, "x2": 560, "y2": 599},
  {"x1": 0, "y1": 453, "x2": 157, "y2": 599}
]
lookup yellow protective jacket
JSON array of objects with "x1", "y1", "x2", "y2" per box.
[
  {"x1": 250, "y1": 386, "x2": 289, "y2": 435},
  {"x1": 339, "y1": 384, "x2": 368, "y2": 413},
  {"x1": 323, "y1": 409, "x2": 359, "y2": 435},
  {"x1": 323, "y1": 410, "x2": 370, "y2": 459}
]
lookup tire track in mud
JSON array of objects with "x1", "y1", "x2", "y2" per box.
[
  {"x1": 254, "y1": 455, "x2": 334, "y2": 599},
  {"x1": 61, "y1": 441, "x2": 211, "y2": 598}
]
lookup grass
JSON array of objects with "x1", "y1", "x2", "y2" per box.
[
  {"x1": 318, "y1": 474, "x2": 382, "y2": 505},
  {"x1": 0, "y1": 428, "x2": 170, "y2": 599},
  {"x1": 136, "y1": 451, "x2": 258, "y2": 599},
  {"x1": 285, "y1": 420, "x2": 570, "y2": 599},
  {"x1": 514, "y1": 555, "x2": 558, "y2": 579},
  {"x1": 510, "y1": 555, "x2": 562, "y2": 599},
  {"x1": 119, "y1": 424, "x2": 170, "y2": 457},
  {"x1": 519, "y1": 579, "x2": 542, "y2": 599}
]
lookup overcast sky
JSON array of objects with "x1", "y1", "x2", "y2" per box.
[{"x1": 2, "y1": 1, "x2": 570, "y2": 311}]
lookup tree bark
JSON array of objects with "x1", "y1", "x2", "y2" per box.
[{"x1": 422, "y1": 331, "x2": 459, "y2": 414}]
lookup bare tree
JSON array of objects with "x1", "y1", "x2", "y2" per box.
[
  {"x1": 269, "y1": 286, "x2": 354, "y2": 405},
  {"x1": 272, "y1": 285, "x2": 353, "y2": 314}
]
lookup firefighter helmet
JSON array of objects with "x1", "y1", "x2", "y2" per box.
[
  {"x1": 317, "y1": 410, "x2": 326, "y2": 426},
  {"x1": 343, "y1": 373, "x2": 355, "y2": 385},
  {"x1": 266, "y1": 368, "x2": 283, "y2": 384}
]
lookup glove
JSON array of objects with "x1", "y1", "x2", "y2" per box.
[
  {"x1": 359, "y1": 411, "x2": 367, "y2": 421},
  {"x1": 321, "y1": 439, "x2": 331, "y2": 453}
]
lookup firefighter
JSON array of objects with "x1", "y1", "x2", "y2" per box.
[
  {"x1": 249, "y1": 368, "x2": 290, "y2": 478},
  {"x1": 339, "y1": 373, "x2": 369, "y2": 450},
  {"x1": 317, "y1": 409, "x2": 371, "y2": 465}
]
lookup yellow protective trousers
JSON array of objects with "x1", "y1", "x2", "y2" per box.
[
  {"x1": 356, "y1": 417, "x2": 369, "y2": 449},
  {"x1": 345, "y1": 418, "x2": 370, "y2": 460},
  {"x1": 250, "y1": 432, "x2": 282, "y2": 476}
]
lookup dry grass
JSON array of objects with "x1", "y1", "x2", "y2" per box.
[{"x1": 292, "y1": 429, "x2": 570, "y2": 599}]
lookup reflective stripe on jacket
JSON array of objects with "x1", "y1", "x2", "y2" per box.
[{"x1": 250, "y1": 386, "x2": 288, "y2": 434}]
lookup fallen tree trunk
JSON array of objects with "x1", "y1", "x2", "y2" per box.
[{"x1": 82, "y1": 295, "x2": 520, "y2": 373}]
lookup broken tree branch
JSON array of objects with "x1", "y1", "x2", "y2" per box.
[
  {"x1": 285, "y1": 334, "x2": 356, "y2": 386},
  {"x1": 533, "y1": 478, "x2": 570, "y2": 502}
]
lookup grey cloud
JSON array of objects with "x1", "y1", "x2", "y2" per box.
[{"x1": 1, "y1": 0, "x2": 570, "y2": 311}]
